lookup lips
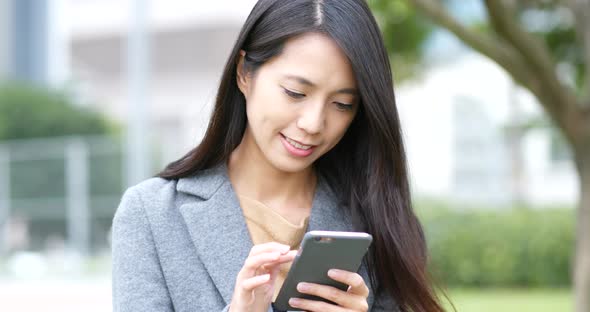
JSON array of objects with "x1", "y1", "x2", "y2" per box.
[
  {"x1": 283, "y1": 136, "x2": 313, "y2": 150},
  {"x1": 280, "y1": 133, "x2": 316, "y2": 157}
]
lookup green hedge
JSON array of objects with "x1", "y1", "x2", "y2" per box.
[
  {"x1": 0, "y1": 82, "x2": 114, "y2": 140},
  {"x1": 417, "y1": 202, "x2": 574, "y2": 288}
]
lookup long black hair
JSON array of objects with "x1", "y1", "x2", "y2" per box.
[{"x1": 159, "y1": 0, "x2": 445, "y2": 311}]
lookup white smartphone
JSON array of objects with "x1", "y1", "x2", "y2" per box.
[{"x1": 273, "y1": 231, "x2": 373, "y2": 311}]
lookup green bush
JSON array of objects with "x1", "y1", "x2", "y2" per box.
[
  {"x1": 0, "y1": 82, "x2": 122, "y2": 252},
  {"x1": 417, "y1": 201, "x2": 574, "y2": 288},
  {"x1": 0, "y1": 82, "x2": 114, "y2": 140}
]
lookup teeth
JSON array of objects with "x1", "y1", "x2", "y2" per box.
[{"x1": 284, "y1": 136, "x2": 312, "y2": 150}]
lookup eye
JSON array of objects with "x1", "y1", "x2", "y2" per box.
[
  {"x1": 283, "y1": 88, "x2": 306, "y2": 99},
  {"x1": 335, "y1": 102, "x2": 354, "y2": 111}
]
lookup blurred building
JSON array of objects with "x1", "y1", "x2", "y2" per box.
[
  {"x1": 0, "y1": 0, "x2": 12, "y2": 79},
  {"x1": 0, "y1": 0, "x2": 69, "y2": 85},
  {"x1": 397, "y1": 53, "x2": 577, "y2": 206},
  {"x1": 68, "y1": 0, "x2": 258, "y2": 167}
]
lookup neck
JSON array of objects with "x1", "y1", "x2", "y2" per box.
[{"x1": 227, "y1": 132, "x2": 316, "y2": 209}]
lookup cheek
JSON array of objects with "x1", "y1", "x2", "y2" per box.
[
  {"x1": 245, "y1": 91, "x2": 274, "y2": 125},
  {"x1": 245, "y1": 94, "x2": 292, "y2": 134}
]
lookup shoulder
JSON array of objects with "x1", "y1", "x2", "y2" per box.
[
  {"x1": 113, "y1": 177, "x2": 178, "y2": 228},
  {"x1": 122, "y1": 177, "x2": 178, "y2": 207},
  {"x1": 114, "y1": 165, "x2": 228, "y2": 223}
]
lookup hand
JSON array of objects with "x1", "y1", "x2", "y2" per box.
[
  {"x1": 288, "y1": 269, "x2": 369, "y2": 312},
  {"x1": 229, "y1": 242, "x2": 297, "y2": 312}
]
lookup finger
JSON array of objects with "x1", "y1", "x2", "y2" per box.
[
  {"x1": 328, "y1": 269, "x2": 370, "y2": 297},
  {"x1": 259, "y1": 250, "x2": 298, "y2": 272},
  {"x1": 266, "y1": 263, "x2": 282, "y2": 288},
  {"x1": 288, "y1": 296, "x2": 347, "y2": 312},
  {"x1": 249, "y1": 242, "x2": 291, "y2": 256},
  {"x1": 296, "y1": 282, "x2": 365, "y2": 310},
  {"x1": 241, "y1": 252, "x2": 282, "y2": 276},
  {"x1": 241, "y1": 273, "x2": 271, "y2": 292},
  {"x1": 276, "y1": 250, "x2": 298, "y2": 263}
]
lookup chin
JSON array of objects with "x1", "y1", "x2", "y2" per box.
[{"x1": 270, "y1": 158, "x2": 314, "y2": 174}]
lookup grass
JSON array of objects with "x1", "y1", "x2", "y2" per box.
[{"x1": 441, "y1": 288, "x2": 572, "y2": 312}]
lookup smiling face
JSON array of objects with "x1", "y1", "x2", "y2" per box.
[{"x1": 235, "y1": 32, "x2": 359, "y2": 174}]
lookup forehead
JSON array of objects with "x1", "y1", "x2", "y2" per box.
[{"x1": 262, "y1": 32, "x2": 357, "y2": 89}]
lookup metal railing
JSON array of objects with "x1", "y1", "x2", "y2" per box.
[{"x1": 0, "y1": 135, "x2": 126, "y2": 257}]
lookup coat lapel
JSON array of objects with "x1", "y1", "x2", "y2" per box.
[
  {"x1": 178, "y1": 165, "x2": 253, "y2": 305},
  {"x1": 176, "y1": 165, "x2": 376, "y2": 310}
]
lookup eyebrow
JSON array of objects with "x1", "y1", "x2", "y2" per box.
[{"x1": 284, "y1": 75, "x2": 358, "y2": 95}]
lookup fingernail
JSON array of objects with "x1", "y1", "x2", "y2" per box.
[
  {"x1": 328, "y1": 269, "x2": 339, "y2": 277},
  {"x1": 289, "y1": 298, "x2": 301, "y2": 306},
  {"x1": 297, "y1": 282, "x2": 310, "y2": 292}
]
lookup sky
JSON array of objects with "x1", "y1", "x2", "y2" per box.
[{"x1": 424, "y1": 0, "x2": 486, "y2": 62}]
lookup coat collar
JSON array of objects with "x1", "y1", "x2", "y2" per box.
[
  {"x1": 177, "y1": 164, "x2": 375, "y2": 308},
  {"x1": 176, "y1": 165, "x2": 227, "y2": 199}
]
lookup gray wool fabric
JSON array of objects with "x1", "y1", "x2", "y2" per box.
[{"x1": 111, "y1": 164, "x2": 397, "y2": 311}]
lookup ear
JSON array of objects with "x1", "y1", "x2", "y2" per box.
[{"x1": 236, "y1": 50, "x2": 250, "y2": 98}]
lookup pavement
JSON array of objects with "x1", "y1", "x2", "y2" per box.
[{"x1": 0, "y1": 278, "x2": 112, "y2": 312}]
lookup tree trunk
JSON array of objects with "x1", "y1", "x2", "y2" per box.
[{"x1": 574, "y1": 146, "x2": 590, "y2": 312}]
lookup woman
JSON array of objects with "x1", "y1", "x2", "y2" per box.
[{"x1": 112, "y1": 0, "x2": 445, "y2": 311}]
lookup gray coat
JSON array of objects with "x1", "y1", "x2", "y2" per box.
[{"x1": 112, "y1": 164, "x2": 397, "y2": 311}]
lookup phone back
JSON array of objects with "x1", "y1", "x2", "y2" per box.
[{"x1": 274, "y1": 231, "x2": 372, "y2": 310}]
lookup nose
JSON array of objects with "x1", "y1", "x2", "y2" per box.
[{"x1": 296, "y1": 102, "x2": 325, "y2": 135}]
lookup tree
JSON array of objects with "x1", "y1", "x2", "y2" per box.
[
  {"x1": 368, "y1": 0, "x2": 434, "y2": 80},
  {"x1": 0, "y1": 82, "x2": 114, "y2": 140},
  {"x1": 398, "y1": 0, "x2": 589, "y2": 311}
]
